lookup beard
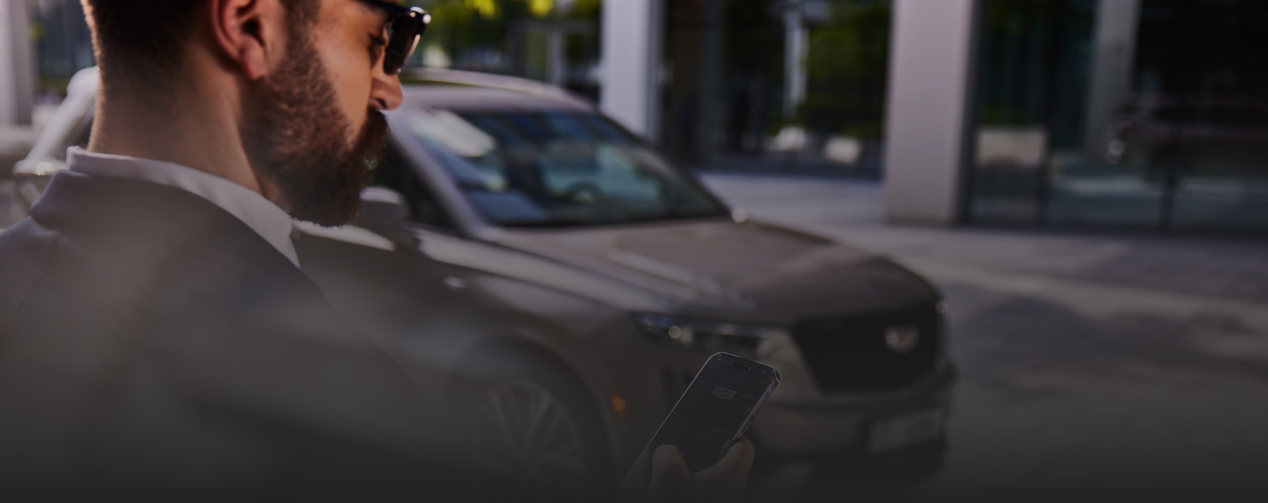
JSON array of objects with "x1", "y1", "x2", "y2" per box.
[{"x1": 243, "y1": 27, "x2": 389, "y2": 227}]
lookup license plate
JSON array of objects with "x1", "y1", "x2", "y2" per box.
[{"x1": 868, "y1": 408, "x2": 945, "y2": 453}]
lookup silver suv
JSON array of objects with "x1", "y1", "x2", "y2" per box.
[{"x1": 10, "y1": 67, "x2": 954, "y2": 498}]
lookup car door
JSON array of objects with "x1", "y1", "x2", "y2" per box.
[{"x1": 293, "y1": 140, "x2": 503, "y2": 426}]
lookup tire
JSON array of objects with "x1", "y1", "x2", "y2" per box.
[{"x1": 448, "y1": 344, "x2": 613, "y2": 501}]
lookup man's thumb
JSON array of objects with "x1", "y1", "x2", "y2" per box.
[
  {"x1": 698, "y1": 436, "x2": 755, "y2": 482},
  {"x1": 650, "y1": 444, "x2": 695, "y2": 499}
]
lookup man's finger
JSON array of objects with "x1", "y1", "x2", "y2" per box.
[
  {"x1": 686, "y1": 437, "x2": 754, "y2": 501},
  {"x1": 697, "y1": 436, "x2": 755, "y2": 481},
  {"x1": 650, "y1": 444, "x2": 696, "y2": 500}
]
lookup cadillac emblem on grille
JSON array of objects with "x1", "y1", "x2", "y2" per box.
[{"x1": 885, "y1": 325, "x2": 920, "y2": 354}]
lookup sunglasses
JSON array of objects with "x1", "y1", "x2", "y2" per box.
[{"x1": 354, "y1": 0, "x2": 432, "y2": 75}]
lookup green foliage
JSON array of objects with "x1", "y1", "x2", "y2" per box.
[
  {"x1": 802, "y1": 0, "x2": 892, "y2": 138},
  {"x1": 975, "y1": 0, "x2": 1095, "y2": 152},
  {"x1": 411, "y1": 0, "x2": 600, "y2": 50},
  {"x1": 722, "y1": 0, "x2": 786, "y2": 77},
  {"x1": 568, "y1": 0, "x2": 602, "y2": 19},
  {"x1": 38, "y1": 75, "x2": 74, "y2": 96},
  {"x1": 412, "y1": 0, "x2": 599, "y2": 21},
  {"x1": 412, "y1": 0, "x2": 498, "y2": 23},
  {"x1": 28, "y1": 21, "x2": 45, "y2": 42},
  {"x1": 805, "y1": 1, "x2": 890, "y2": 83}
]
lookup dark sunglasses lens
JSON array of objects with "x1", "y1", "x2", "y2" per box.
[{"x1": 384, "y1": 14, "x2": 424, "y2": 74}]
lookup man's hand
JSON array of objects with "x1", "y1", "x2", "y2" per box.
[{"x1": 648, "y1": 437, "x2": 755, "y2": 502}]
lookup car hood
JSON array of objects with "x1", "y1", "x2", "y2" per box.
[{"x1": 490, "y1": 219, "x2": 938, "y2": 325}]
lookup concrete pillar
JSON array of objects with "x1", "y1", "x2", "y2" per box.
[
  {"x1": 882, "y1": 0, "x2": 980, "y2": 225},
  {"x1": 600, "y1": 0, "x2": 663, "y2": 140},
  {"x1": 548, "y1": 29, "x2": 566, "y2": 87},
  {"x1": 783, "y1": 1, "x2": 808, "y2": 118},
  {"x1": 0, "y1": 0, "x2": 36, "y2": 125},
  {"x1": 1083, "y1": 0, "x2": 1141, "y2": 157}
]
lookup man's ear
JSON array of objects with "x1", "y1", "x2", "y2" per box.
[{"x1": 209, "y1": 0, "x2": 290, "y2": 80}]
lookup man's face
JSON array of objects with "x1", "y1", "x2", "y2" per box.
[{"x1": 244, "y1": 0, "x2": 404, "y2": 227}]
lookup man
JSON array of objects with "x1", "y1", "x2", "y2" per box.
[{"x1": 0, "y1": 0, "x2": 751, "y2": 500}]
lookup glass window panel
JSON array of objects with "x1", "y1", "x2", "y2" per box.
[{"x1": 970, "y1": 0, "x2": 1268, "y2": 234}]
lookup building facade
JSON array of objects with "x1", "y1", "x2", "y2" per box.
[
  {"x1": 5, "y1": 0, "x2": 1267, "y2": 233},
  {"x1": 621, "y1": 0, "x2": 1268, "y2": 233},
  {"x1": 964, "y1": 0, "x2": 1268, "y2": 233}
]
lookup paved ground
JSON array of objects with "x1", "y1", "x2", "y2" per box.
[{"x1": 700, "y1": 173, "x2": 1268, "y2": 502}]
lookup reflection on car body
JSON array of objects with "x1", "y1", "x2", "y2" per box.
[{"x1": 11, "y1": 67, "x2": 955, "y2": 498}]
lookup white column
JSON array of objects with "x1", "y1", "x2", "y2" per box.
[
  {"x1": 548, "y1": 29, "x2": 566, "y2": 87},
  {"x1": 0, "y1": 0, "x2": 15, "y2": 125},
  {"x1": 882, "y1": 0, "x2": 980, "y2": 225},
  {"x1": 1083, "y1": 0, "x2": 1141, "y2": 156},
  {"x1": 0, "y1": 0, "x2": 34, "y2": 125},
  {"x1": 600, "y1": 0, "x2": 663, "y2": 140},
  {"x1": 783, "y1": 1, "x2": 807, "y2": 118}
]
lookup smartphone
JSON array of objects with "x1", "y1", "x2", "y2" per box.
[{"x1": 616, "y1": 352, "x2": 779, "y2": 501}]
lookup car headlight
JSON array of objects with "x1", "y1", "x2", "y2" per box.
[{"x1": 632, "y1": 313, "x2": 790, "y2": 352}]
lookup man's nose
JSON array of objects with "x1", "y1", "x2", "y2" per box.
[{"x1": 371, "y1": 71, "x2": 404, "y2": 111}]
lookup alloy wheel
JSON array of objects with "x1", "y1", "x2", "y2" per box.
[{"x1": 469, "y1": 380, "x2": 587, "y2": 499}]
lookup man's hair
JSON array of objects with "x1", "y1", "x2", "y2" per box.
[{"x1": 81, "y1": 0, "x2": 317, "y2": 90}]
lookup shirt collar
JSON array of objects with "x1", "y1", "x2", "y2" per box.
[{"x1": 66, "y1": 147, "x2": 301, "y2": 268}]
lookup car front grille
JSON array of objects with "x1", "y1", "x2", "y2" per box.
[{"x1": 791, "y1": 303, "x2": 942, "y2": 394}]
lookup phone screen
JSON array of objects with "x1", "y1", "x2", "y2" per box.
[{"x1": 616, "y1": 352, "x2": 779, "y2": 500}]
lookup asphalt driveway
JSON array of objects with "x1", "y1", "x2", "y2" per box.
[{"x1": 701, "y1": 173, "x2": 1268, "y2": 502}]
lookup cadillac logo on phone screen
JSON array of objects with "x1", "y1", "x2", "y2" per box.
[
  {"x1": 713, "y1": 385, "x2": 738, "y2": 400},
  {"x1": 885, "y1": 325, "x2": 920, "y2": 354}
]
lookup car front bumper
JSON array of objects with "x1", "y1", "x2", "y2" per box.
[{"x1": 748, "y1": 364, "x2": 955, "y2": 457}]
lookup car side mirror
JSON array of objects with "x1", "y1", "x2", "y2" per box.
[
  {"x1": 356, "y1": 186, "x2": 409, "y2": 227},
  {"x1": 353, "y1": 186, "x2": 421, "y2": 253}
]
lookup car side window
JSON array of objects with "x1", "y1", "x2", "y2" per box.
[
  {"x1": 53, "y1": 116, "x2": 94, "y2": 161},
  {"x1": 70, "y1": 121, "x2": 92, "y2": 151},
  {"x1": 369, "y1": 142, "x2": 457, "y2": 232}
]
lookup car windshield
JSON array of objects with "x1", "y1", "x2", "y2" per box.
[{"x1": 402, "y1": 109, "x2": 729, "y2": 227}]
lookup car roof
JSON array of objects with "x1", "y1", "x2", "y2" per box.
[{"x1": 398, "y1": 68, "x2": 597, "y2": 114}]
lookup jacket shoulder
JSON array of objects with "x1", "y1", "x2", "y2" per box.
[{"x1": 0, "y1": 218, "x2": 62, "y2": 329}]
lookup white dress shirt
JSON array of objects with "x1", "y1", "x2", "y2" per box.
[{"x1": 66, "y1": 147, "x2": 301, "y2": 267}]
